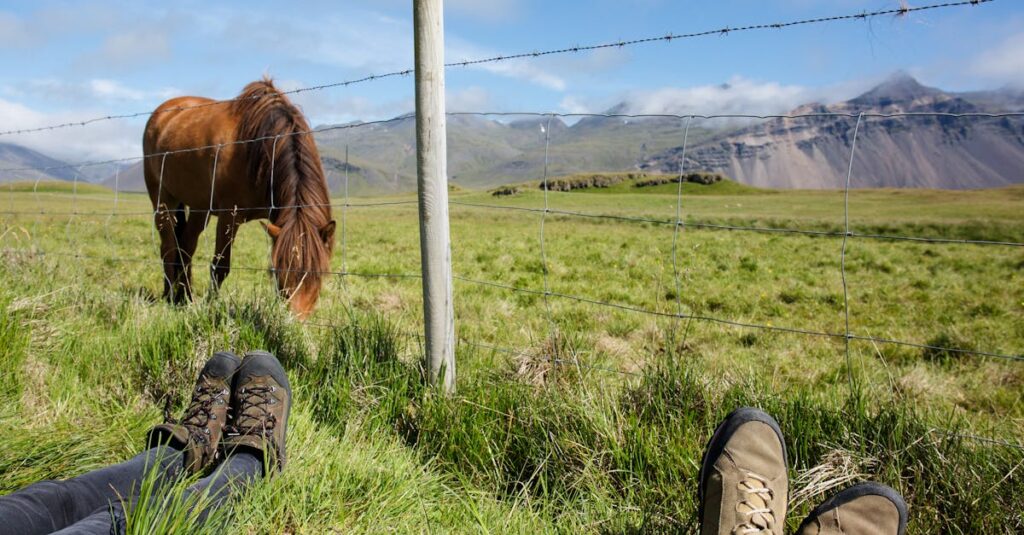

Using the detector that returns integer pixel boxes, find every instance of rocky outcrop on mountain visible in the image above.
[640,74,1024,189]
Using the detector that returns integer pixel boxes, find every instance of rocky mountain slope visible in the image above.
[640,74,1024,189]
[0,142,78,183]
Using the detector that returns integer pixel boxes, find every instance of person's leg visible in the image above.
[0,445,181,535]
[0,350,242,535]
[48,504,126,535]
[185,452,264,524]
[44,453,262,535]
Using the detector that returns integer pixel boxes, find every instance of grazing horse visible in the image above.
[143,78,335,318]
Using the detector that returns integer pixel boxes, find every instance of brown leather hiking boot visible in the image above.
[221,351,291,471]
[796,482,908,535]
[699,407,788,535]
[148,351,241,474]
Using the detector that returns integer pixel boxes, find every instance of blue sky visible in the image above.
[1,0,1022,162]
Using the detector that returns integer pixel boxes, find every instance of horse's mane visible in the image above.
[231,77,333,293]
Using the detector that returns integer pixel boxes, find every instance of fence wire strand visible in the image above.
[671,116,694,343]
[0,0,992,138]
[842,113,864,393]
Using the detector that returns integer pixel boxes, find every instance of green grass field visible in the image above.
[1,179,1022,533]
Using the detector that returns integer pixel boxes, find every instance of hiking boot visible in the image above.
[796,482,908,535]
[221,351,291,471]
[699,407,788,535]
[148,351,241,474]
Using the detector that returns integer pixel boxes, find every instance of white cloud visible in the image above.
[279,79,413,125]
[559,75,878,118]
[622,76,813,116]
[368,0,522,22]
[4,78,180,104]
[558,95,596,114]
[447,86,493,111]
[76,28,173,72]
[972,32,1024,86]
[447,37,567,91]
[211,9,413,74]
[446,0,521,23]
[0,11,35,47]
[0,97,143,165]
[88,79,180,102]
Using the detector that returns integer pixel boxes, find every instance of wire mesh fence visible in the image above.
[0,0,1020,453]
[2,109,1022,451]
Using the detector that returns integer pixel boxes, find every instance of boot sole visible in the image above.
[697,407,788,528]
[795,481,908,535]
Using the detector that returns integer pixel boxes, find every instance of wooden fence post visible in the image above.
[413,0,455,393]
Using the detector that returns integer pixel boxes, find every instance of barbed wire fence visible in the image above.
[0,0,1021,452]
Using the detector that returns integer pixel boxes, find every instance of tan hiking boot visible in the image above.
[699,407,788,535]
[221,351,292,471]
[148,351,242,474]
[796,482,908,535]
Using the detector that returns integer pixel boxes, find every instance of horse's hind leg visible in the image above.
[176,209,209,302]
[210,213,240,293]
[153,201,183,303]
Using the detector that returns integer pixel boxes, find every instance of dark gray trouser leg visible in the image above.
[48,504,126,535]
[48,452,263,535]
[187,451,263,525]
[0,446,182,535]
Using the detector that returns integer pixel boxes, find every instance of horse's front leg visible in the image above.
[210,213,240,293]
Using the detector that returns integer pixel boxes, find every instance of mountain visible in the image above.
[955,86,1024,112]
[34,72,1024,193]
[639,73,1024,189]
[0,142,78,183]
[309,112,710,193]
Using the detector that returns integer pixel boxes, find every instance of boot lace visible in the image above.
[180,379,228,446]
[732,470,776,535]
[225,385,278,438]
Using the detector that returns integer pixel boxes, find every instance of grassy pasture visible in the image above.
[0,180,1022,532]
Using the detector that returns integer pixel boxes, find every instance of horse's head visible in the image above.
[263,218,336,319]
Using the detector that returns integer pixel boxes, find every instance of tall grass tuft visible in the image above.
[120,455,230,535]
[0,296,29,404]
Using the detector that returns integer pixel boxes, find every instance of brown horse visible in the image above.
[143,78,335,318]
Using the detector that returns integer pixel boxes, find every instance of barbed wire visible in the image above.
[0,0,994,138]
